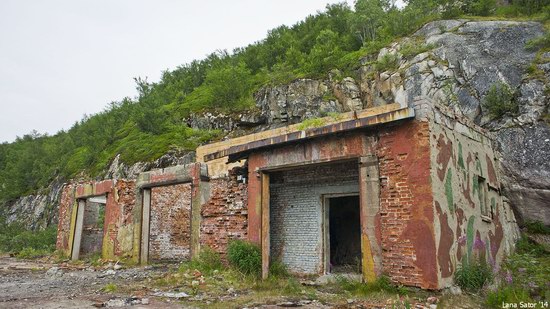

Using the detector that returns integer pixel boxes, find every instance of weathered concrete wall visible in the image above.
[56,184,76,255]
[200,167,248,258]
[269,162,359,274]
[429,108,519,288]
[55,180,137,260]
[377,120,437,289]
[149,183,192,262]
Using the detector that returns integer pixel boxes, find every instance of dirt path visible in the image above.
[0,255,180,308]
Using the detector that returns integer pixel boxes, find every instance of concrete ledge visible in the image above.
[136,163,208,189]
[218,106,415,163]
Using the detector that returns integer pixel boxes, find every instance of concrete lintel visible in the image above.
[136,163,209,189]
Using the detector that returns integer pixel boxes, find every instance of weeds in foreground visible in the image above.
[103,283,118,293]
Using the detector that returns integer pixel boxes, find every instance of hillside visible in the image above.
[1,0,549,230]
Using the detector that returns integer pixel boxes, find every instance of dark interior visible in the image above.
[329,195,361,273]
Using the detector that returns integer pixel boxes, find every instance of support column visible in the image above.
[359,155,382,282]
[190,163,205,259]
[140,189,151,265]
[71,199,86,261]
[261,173,270,280]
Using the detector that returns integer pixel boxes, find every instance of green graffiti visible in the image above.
[466,216,475,262]
[475,158,483,176]
[458,142,465,169]
[472,175,479,196]
[445,168,454,214]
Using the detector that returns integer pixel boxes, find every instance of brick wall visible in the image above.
[269,161,359,274]
[200,168,248,258]
[56,184,75,253]
[149,183,192,262]
[377,120,437,289]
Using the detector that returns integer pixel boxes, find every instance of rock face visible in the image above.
[4,19,549,229]
[3,178,65,229]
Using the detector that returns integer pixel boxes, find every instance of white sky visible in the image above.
[0,0,404,143]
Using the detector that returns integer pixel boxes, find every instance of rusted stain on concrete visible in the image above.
[435,201,454,278]
[436,133,453,181]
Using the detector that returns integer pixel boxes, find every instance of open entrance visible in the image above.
[72,195,106,260]
[327,195,361,273]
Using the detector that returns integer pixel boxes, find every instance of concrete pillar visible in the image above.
[261,173,270,280]
[359,155,382,282]
[71,199,86,261]
[140,189,151,265]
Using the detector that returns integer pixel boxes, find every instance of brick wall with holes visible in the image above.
[377,120,437,289]
[149,183,192,262]
[200,167,248,258]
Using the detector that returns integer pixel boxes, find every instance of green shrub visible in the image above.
[526,32,550,51]
[524,220,550,235]
[485,286,532,308]
[297,118,327,130]
[269,260,289,278]
[227,240,262,277]
[0,220,57,255]
[102,283,118,293]
[515,235,548,256]
[16,247,51,259]
[336,274,400,296]
[454,258,494,292]
[187,246,223,274]
[482,82,518,119]
[374,53,399,73]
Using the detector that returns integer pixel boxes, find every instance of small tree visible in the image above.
[482,82,518,119]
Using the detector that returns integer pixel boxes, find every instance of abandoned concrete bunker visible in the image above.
[56,103,519,290]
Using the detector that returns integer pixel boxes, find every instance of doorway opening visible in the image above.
[79,195,106,258]
[328,195,361,273]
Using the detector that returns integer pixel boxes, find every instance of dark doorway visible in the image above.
[328,195,361,273]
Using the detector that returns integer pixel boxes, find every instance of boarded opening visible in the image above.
[148,183,192,262]
[79,197,106,257]
[328,195,361,273]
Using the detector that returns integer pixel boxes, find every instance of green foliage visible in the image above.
[399,41,435,59]
[296,118,327,130]
[485,286,532,308]
[0,218,56,255]
[485,236,550,306]
[103,283,118,293]
[335,275,402,296]
[524,220,550,235]
[454,258,494,292]
[526,32,550,51]
[482,81,518,119]
[374,53,399,72]
[1,0,547,206]
[269,260,289,278]
[15,247,51,259]
[227,240,262,277]
[185,246,223,275]
[516,235,548,256]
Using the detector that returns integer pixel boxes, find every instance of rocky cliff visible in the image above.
[5,19,549,229]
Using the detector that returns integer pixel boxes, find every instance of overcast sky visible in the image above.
[0,0,403,143]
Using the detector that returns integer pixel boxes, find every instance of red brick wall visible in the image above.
[56,184,75,253]
[377,120,437,289]
[149,183,192,261]
[200,168,248,258]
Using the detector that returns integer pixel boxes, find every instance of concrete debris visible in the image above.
[153,291,189,299]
